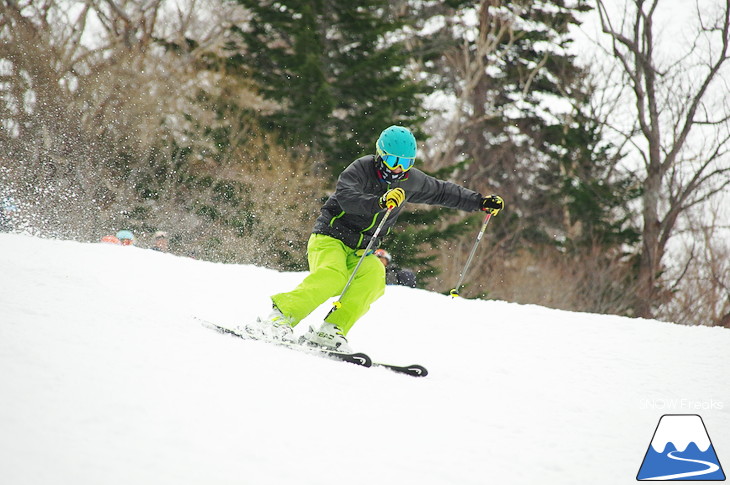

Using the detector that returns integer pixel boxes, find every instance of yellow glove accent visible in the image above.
[481,194,504,216]
[380,188,406,209]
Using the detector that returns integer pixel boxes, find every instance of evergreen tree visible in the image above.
[232,0,425,171]
[400,0,638,251]
[541,104,641,251]
[377,0,644,307]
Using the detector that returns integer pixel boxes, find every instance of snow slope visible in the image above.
[1,233,728,485]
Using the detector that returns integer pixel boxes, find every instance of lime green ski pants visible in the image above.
[271,234,385,335]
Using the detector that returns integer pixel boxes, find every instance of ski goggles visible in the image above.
[377,147,415,172]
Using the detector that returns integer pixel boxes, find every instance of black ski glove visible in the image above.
[481,195,504,216]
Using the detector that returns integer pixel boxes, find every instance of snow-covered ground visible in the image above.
[1,233,728,484]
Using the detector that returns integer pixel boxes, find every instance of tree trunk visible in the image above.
[636,168,662,318]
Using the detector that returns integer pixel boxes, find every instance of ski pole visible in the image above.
[449,212,492,298]
[331,206,394,312]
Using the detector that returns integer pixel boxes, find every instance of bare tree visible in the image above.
[595,0,730,318]
[657,204,730,326]
[0,0,325,268]
[0,0,255,160]
[0,0,254,215]
[422,0,517,173]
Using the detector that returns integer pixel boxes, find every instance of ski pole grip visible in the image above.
[449,288,459,298]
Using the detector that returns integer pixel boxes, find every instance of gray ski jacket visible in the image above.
[313,155,483,250]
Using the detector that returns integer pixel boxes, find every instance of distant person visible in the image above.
[100,235,121,245]
[116,230,135,246]
[374,248,392,267]
[151,231,169,252]
[0,197,18,232]
[374,248,417,288]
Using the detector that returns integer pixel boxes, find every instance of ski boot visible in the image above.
[301,322,353,354]
[245,305,295,343]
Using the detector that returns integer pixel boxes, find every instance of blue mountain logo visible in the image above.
[637,414,725,481]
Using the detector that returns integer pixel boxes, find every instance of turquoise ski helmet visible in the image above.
[116,230,135,245]
[376,126,417,181]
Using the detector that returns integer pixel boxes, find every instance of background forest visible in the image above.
[1,0,729,327]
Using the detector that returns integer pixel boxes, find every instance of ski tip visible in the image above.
[351,352,372,367]
[328,351,372,367]
[373,363,428,377]
[407,365,428,377]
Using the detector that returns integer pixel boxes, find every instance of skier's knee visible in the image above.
[320,266,348,293]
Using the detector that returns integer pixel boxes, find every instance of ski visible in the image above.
[200,319,372,368]
[200,319,428,377]
[373,362,428,378]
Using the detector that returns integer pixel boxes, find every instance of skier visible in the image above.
[246,125,504,352]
